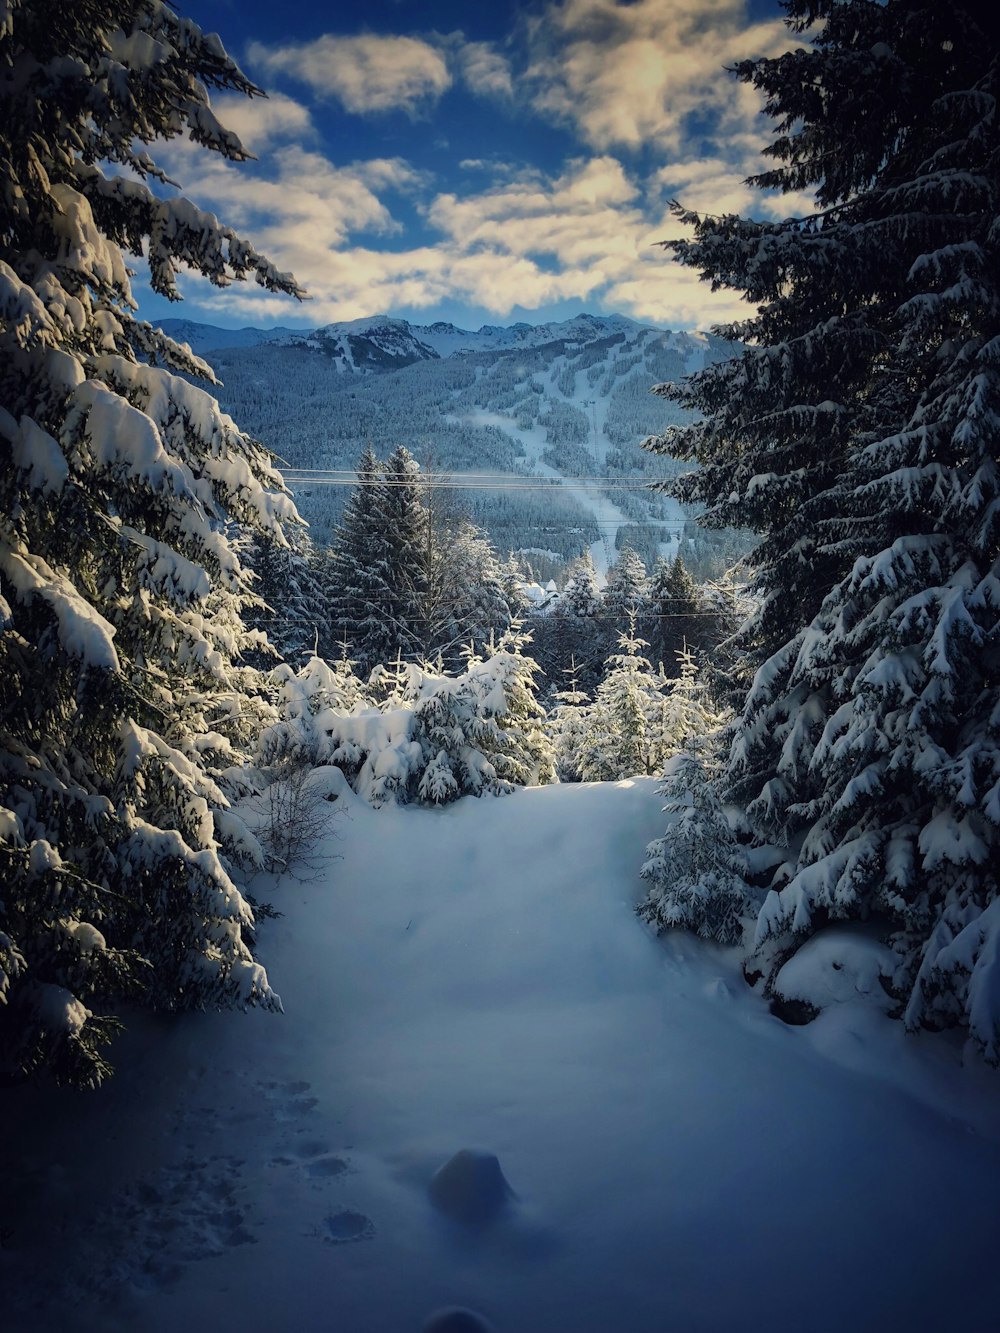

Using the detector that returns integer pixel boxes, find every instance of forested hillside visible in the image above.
[166,313,747,580]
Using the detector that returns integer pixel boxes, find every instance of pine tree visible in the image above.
[328,446,398,675]
[560,549,603,618]
[646,0,1000,1059]
[543,548,606,694]
[579,615,668,781]
[313,627,553,806]
[468,624,556,789]
[374,444,432,663]
[548,656,592,783]
[645,553,699,671]
[639,751,751,946]
[0,0,304,1084]
[427,519,519,669]
[602,544,648,629]
[655,646,730,764]
[244,531,328,669]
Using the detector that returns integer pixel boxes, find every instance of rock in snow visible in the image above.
[428,1149,513,1225]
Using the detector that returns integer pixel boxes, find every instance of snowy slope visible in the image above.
[4,779,999,1333]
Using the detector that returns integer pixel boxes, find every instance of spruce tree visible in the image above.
[328,446,398,674]
[427,519,519,669]
[645,553,699,670]
[549,657,592,783]
[646,0,1000,1058]
[0,0,303,1084]
[602,544,649,629]
[579,615,668,781]
[377,445,432,661]
[639,752,751,947]
[560,550,603,619]
[244,532,328,668]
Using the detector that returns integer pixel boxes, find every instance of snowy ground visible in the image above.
[4,778,1000,1332]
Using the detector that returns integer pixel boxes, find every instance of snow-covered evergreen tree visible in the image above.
[644,645,729,767]
[243,532,328,669]
[258,654,367,768]
[560,550,603,618]
[428,519,519,669]
[579,616,668,781]
[644,553,699,670]
[539,548,607,695]
[331,448,524,676]
[645,0,1000,1059]
[602,544,648,628]
[0,1,304,1084]
[328,446,398,675]
[548,657,592,783]
[377,444,432,657]
[466,624,556,790]
[291,628,553,806]
[639,752,751,946]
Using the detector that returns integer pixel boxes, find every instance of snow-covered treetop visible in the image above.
[1,0,303,320]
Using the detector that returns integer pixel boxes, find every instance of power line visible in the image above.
[283,478,678,492]
[282,468,667,483]
[275,610,728,621]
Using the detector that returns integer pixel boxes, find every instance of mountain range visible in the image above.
[160,312,707,373]
[160,312,747,583]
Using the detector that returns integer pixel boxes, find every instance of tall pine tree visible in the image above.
[377,445,432,660]
[646,0,1000,1059]
[328,445,399,674]
[0,0,303,1084]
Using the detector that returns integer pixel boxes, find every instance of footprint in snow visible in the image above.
[323,1210,375,1244]
[268,1141,350,1183]
[306,1155,350,1179]
[257,1078,320,1121]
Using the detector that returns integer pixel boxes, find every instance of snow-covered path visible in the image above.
[5,779,1000,1333]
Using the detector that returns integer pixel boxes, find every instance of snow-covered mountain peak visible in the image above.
[160,310,715,373]
[305,317,439,371]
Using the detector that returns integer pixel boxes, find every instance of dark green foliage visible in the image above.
[0,0,300,1085]
[644,0,1000,1058]
[328,448,522,675]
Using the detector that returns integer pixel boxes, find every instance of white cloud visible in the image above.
[165,144,753,329]
[157,135,424,255]
[523,0,791,152]
[149,3,817,333]
[456,40,513,99]
[209,92,315,152]
[247,33,451,115]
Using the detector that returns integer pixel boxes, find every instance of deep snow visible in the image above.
[4,778,999,1332]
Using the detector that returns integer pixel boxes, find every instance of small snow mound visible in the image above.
[303,764,350,802]
[773,927,896,1012]
[428,1149,513,1225]
[422,1308,495,1333]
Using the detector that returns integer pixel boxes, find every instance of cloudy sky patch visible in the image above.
[141,0,808,332]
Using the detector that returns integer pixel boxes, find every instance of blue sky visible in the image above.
[144,0,810,333]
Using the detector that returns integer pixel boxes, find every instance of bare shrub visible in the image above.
[257,757,336,874]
